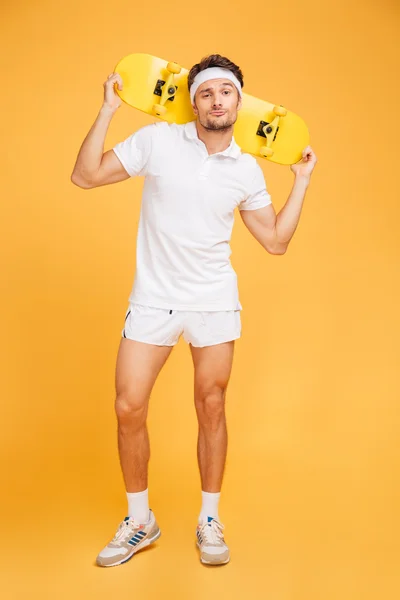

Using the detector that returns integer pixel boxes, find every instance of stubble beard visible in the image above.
[200,112,238,132]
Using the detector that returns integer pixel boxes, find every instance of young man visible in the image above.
[71,54,317,567]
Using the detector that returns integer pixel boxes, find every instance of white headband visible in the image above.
[189,67,242,104]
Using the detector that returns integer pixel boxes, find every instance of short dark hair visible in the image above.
[187,54,244,98]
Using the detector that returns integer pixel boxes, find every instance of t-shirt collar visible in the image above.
[184,120,241,159]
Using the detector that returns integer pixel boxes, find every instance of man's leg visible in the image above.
[115,337,173,502]
[189,340,235,495]
[190,340,234,565]
[96,337,173,567]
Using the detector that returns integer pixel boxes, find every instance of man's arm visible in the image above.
[71,72,129,189]
[240,147,318,254]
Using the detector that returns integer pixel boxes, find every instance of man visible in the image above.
[71,53,317,567]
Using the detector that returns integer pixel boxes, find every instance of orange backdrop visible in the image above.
[1,0,399,598]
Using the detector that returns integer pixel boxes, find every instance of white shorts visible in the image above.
[121,303,242,347]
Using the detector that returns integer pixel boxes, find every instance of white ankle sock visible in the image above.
[126,488,150,524]
[198,490,221,524]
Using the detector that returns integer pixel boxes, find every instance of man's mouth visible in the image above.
[210,111,226,116]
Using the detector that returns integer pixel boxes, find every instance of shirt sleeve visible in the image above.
[112,123,156,177]
[239,161,272,211]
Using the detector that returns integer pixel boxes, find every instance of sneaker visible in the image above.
[96,509,161,567]
[196,516,230,565]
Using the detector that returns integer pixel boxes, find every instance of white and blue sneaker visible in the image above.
[196,516,230,565]
[96,509,161,567]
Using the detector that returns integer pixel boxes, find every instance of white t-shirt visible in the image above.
[113,120,272,311]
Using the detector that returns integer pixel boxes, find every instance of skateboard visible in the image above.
[114,53,310,166]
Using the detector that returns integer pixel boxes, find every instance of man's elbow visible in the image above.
[268,241,288,255]
[70,172,94,189]
[269,248,287,255]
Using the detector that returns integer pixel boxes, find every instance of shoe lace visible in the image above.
[200,518,225,545]
[111,517,141,545]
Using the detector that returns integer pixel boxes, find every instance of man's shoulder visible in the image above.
[144,120,185,140]
[237,150,255,162]
[137,120,170,133]
[234,149,260,172]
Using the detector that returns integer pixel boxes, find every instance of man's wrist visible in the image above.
[100,104,117,117]
[294,173,311,187]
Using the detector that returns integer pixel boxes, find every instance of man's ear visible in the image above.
[192,101,198,115]
[237,97,242,111]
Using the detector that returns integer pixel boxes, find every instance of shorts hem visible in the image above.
[187,334,241,348]
[121,333,177,347]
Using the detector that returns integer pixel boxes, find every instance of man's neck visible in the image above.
[195,120,233,156]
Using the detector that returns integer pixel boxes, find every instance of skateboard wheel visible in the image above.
[153,104,168,116]
[273,106,287,117]
[260,146,274,158]
[167,62,181,74]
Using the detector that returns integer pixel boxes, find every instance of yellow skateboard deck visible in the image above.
[114,53,309,166]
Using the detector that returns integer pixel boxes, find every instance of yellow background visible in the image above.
[1,0,399,598]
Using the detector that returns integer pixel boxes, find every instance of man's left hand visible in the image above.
[290,146,318,178]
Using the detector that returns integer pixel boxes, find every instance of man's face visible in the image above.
[192,78,242,131]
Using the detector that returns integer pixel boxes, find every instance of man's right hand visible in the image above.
[103,72,123,113]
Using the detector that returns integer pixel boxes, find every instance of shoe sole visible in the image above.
[196,541,230,565]
[97,528,161,567]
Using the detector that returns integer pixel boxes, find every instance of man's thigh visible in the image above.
[115,338,174,401]
[190,341,235,396]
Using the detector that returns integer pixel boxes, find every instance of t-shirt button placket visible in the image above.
[199,157,210,179]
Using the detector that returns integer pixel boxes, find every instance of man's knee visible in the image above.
[115,393,148,426]
[195,385,227,424]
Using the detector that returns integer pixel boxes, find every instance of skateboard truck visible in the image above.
[257,105,287,158]
[152,61,182,117]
